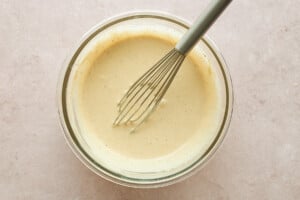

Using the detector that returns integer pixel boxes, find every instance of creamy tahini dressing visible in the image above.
[69,26,223,173]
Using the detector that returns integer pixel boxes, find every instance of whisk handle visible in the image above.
[175,0,232,54]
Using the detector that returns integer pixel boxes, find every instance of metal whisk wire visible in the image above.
[113,0,232,131]
[113,49,185,129]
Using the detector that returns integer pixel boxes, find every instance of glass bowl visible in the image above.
[57,11,233,188]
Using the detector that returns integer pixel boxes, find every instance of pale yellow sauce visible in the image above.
[70,27,223,173]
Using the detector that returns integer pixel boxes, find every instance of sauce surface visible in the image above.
[72,29,222,171]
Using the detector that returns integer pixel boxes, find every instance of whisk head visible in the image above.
[113,48,185,130]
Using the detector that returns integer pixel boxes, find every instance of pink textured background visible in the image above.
[0,0,299,199]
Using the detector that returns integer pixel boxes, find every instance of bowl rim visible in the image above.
[57,11,234,188]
